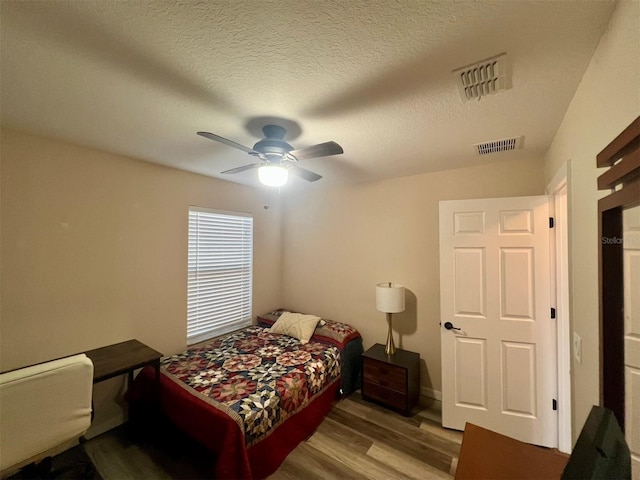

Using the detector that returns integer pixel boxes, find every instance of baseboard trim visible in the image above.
[421,386,442,401]
[84,413,126,440]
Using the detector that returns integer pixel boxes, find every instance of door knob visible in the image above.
[443,321,461,331]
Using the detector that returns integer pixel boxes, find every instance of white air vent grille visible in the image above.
[453,53,509,102]
[474,136,523,156]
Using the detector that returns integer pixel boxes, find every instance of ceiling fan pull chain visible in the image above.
[263,188,270,210]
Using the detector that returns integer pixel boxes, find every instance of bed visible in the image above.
[129,310,362,479]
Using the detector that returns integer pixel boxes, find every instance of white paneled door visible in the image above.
[439,196,557,447]
[623,205,640,479]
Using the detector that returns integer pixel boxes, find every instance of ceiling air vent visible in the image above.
[453,53,509,102]
[474,136,524,156]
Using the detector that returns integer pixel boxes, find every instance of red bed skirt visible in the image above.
[130,366,341,479]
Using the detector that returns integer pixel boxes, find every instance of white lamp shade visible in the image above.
[376,283,405,313]
[258,165,288,187]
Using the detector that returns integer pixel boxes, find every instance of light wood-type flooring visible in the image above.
[83,392,462,479]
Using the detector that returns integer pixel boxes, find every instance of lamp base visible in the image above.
[385,312,396,355]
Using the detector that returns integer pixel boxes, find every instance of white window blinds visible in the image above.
[187,207,253,345]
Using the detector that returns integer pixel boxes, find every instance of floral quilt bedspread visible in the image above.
[161,326,341,446]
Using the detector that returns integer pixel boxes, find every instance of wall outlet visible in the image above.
[573,332,582,364]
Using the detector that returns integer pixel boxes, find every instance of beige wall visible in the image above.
[0,128,283,434]
[281,156,545,396]
[543,0,640,441]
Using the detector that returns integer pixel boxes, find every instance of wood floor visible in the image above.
[83,392,462,479]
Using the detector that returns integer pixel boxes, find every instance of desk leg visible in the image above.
[153,360,162,406]
[154,359,161,385]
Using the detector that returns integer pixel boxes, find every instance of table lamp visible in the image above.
[376,282,405,355]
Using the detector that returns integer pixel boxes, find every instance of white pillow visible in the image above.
[270,312,321,344]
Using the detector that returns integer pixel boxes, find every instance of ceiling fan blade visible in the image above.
[197,131,257,155]
[288,141,343,160]
[221,163,260,174]
[289,165,323,182]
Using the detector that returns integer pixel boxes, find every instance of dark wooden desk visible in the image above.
[82,339,162,429]
[84,339,162,385]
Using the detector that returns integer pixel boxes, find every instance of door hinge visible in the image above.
[551,308,556,319]
[553,399,558,411]
[549,217,555,228]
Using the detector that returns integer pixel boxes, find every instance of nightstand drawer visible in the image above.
[362,380,407,411]
[363,358,407,392]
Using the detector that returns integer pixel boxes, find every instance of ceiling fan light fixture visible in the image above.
[198,124,342,184]
[258,165,288,187]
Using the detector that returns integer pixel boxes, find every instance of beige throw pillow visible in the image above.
[270,312,321,344]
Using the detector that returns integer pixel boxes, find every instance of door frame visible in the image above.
[546,161,572,453]
[597,116,640,431]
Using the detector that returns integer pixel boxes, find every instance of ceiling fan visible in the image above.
[197,124,343,186]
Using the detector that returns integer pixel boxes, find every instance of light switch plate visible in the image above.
[573,332,582,364]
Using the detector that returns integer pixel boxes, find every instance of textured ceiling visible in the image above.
[0,0,616,189]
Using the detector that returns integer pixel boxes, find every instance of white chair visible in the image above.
[0,354,94,478]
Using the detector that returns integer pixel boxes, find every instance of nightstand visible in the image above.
[361,343,420,416]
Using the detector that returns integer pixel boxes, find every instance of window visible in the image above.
[187,207,253,345]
